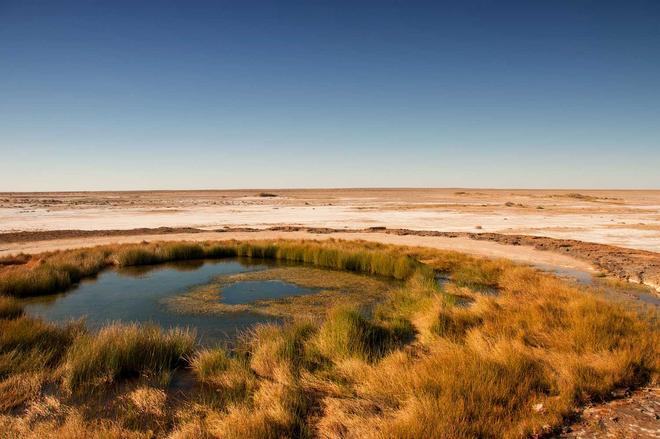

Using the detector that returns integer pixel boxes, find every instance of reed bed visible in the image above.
[0,240,424,298]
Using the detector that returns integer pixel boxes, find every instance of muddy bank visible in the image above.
[2,225,659,292]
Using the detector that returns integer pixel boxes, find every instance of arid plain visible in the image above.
[3,189,660,251]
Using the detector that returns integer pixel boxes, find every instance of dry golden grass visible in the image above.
[63,323,195,392]
[0,239,656,438]
[0,296,23,319]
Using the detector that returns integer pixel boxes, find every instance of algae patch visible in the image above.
[165,266,395,319]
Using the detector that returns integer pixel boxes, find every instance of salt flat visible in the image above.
[2,189,659,252]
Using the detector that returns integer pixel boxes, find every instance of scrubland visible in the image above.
[0,240,657,438]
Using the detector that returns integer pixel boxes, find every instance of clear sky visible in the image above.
[1,0,659,191]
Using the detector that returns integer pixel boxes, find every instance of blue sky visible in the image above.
[1,0,659,190]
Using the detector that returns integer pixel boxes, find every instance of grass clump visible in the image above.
[374,343,554,438]
[451,258,503,289]
[0,372,44,412]
[114,242,205,266]
[0,265,73,297]
[430,304,483,341]
[317,307,415,362]
[0,296,23,319]
[191,348,232,380]
[191,348,257,406]
[0,317,82,377]
[249,321,323,379]
[0,249,109,297]
[64,323,195,391]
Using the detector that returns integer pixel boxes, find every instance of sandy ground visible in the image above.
[2,189,660,252]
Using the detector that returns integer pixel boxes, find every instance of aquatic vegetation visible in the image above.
[0,240,423,298]
[166,266,394,319]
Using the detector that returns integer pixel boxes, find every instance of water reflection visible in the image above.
[22,259,280,345]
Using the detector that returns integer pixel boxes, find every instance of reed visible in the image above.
[0,240,424,297]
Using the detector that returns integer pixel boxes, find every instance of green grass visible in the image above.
[64,323,196,391]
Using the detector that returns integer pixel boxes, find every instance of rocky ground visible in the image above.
[557,387,659,438]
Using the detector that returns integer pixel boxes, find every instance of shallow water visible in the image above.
[534,263,595,285]
[220,280,320,304]
[22,258,288,345]
[534,264,660,307]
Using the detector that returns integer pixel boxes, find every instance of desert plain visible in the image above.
[2,188,660,250]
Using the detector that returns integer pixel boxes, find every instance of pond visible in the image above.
[21,258,327,345]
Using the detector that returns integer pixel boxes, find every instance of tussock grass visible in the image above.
[191,348,258,405]
[317,307,415,362]
[191,348,232,380]
[212,381,313,439]
[430,304,483,341]
[377,270,441,318]
[0,317,82,377]
[370,343,555,438]
[0,240,657,437]
[249,321,324,379]
[0,372,43,412]
[0,296,23,319]
[0,249,109,297]
[64,323,195,391]
[114,243,205,266]
[0,253,31,267]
